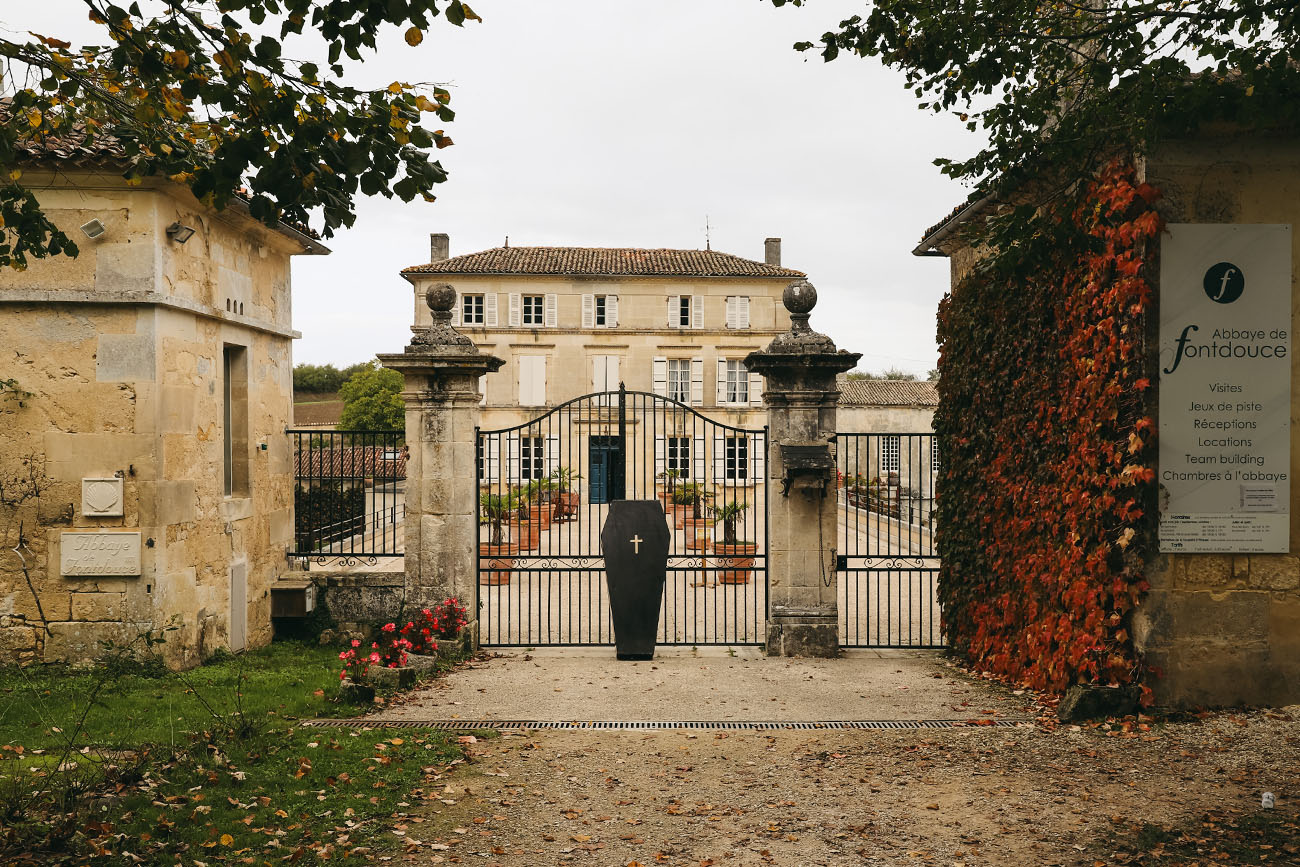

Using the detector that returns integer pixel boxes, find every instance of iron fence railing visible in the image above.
[289,429,406,565]
[834,432,944,648]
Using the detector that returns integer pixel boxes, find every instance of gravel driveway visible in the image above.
[390,710,1299,866]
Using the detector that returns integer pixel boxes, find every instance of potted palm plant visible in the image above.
[674,483,713,550]
[711,499,756,584]
[480,490,519,585]
[658,468,684,511]
[550,466,582,522]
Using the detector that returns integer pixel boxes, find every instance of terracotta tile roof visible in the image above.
[402,246,805,278]
[295,446,408,480]
[837,379,938,408]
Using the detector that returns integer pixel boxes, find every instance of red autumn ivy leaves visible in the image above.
[934,161,1161,697]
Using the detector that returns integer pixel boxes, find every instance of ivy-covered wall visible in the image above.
[933,162,1162,696]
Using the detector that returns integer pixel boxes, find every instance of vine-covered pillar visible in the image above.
[379,284,502,647]
[746,281,860,656]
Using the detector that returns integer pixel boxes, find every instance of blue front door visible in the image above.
[588,436,622,504]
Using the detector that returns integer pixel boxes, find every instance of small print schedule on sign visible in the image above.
[1158,224,1292,553]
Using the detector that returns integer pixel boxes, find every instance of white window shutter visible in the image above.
[487,437,500,482]
[591,356,603,392]
[607,355,619,390]
[479,374,488,407]
[716,359,728,405]
[751,434,765,482]
[738,296,750,328]
[652,357,667,397]
[452,292,462,326]
[607,295,619,327]
[485,293,498,327]
[508,293,522,327]
[691,294,703,328]
[725,297,737,329]
[506,433,520,484]
[654,436,665,479]
[690,357,704,406]
[544,293,558,327]
[693,435,706,481]
[713,433,727,480]
[519,356,546,406]
[545,435,559,476]
[581,294,595,329]
[667,296,679,327]
[749,369,763,406]
[535,356,546,404]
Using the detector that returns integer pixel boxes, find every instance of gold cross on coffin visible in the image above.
[629,535,643,554]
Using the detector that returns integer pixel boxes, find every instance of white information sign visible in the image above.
[1159,224,1292,553]
[60,531,142,576]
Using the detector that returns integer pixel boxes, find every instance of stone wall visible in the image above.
[1134,137,1300,706]
[0,170,311,666]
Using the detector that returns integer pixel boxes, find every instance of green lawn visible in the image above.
[0,641,465,864]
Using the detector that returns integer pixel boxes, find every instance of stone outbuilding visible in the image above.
[0,134,327,665]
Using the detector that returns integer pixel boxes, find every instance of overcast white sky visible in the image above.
[13,0,982,378]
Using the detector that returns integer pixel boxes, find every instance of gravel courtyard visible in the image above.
[365,653,1300,866]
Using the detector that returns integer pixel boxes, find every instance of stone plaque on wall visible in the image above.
[60,532,141,576]
[81,477,124,517]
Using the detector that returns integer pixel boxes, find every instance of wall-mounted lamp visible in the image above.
[165,221,196,244]
[80,219,106,239]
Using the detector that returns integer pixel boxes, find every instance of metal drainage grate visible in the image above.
[301,718,1031,731]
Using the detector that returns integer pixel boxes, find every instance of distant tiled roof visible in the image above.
[402,246,805,278]
[295,446,408,480]
[837,379,938,408]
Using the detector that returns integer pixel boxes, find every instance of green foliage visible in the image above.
[774,1,1300,197]
[0,641,464,862]
[2,1,482,268]
[294,482,365,550]
[338,363,404,431]
[933,162,1158,695]
[711,499,750,544]
[550,465,582,492]
[847,367,917,381]
[292,361,370,394]
[479,489,518,544]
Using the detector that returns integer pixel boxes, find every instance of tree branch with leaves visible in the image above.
[1,0,481,268]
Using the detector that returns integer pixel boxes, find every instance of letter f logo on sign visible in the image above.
[1203,262,1244,304]
[1215,268,1236,300]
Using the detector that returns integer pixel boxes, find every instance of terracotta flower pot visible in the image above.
[681,517,711,551]
[508,520,540,551]
[712,541,757,584]
[526,503,553,530]
[479,541,519,584]
[675,507,706,529]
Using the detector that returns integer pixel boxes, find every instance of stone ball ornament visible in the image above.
[783,280,817,316]
[425,282,457,313]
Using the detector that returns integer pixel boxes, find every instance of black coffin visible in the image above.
[600,500,671,660]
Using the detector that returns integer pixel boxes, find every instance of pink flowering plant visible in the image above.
[402,597,469,656]
[337,639,369,682]
[374,622,413,668]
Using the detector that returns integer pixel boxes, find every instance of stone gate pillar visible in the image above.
[378,284,502,646]
[745,281,860,656]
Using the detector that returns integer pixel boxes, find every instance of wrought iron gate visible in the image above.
[835,433,943,647]
[477,387,768,646]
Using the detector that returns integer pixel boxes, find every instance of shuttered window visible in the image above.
[519,355,546,406]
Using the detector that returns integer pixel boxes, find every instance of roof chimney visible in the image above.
[429,232,449,262]
[764,237,781,266]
